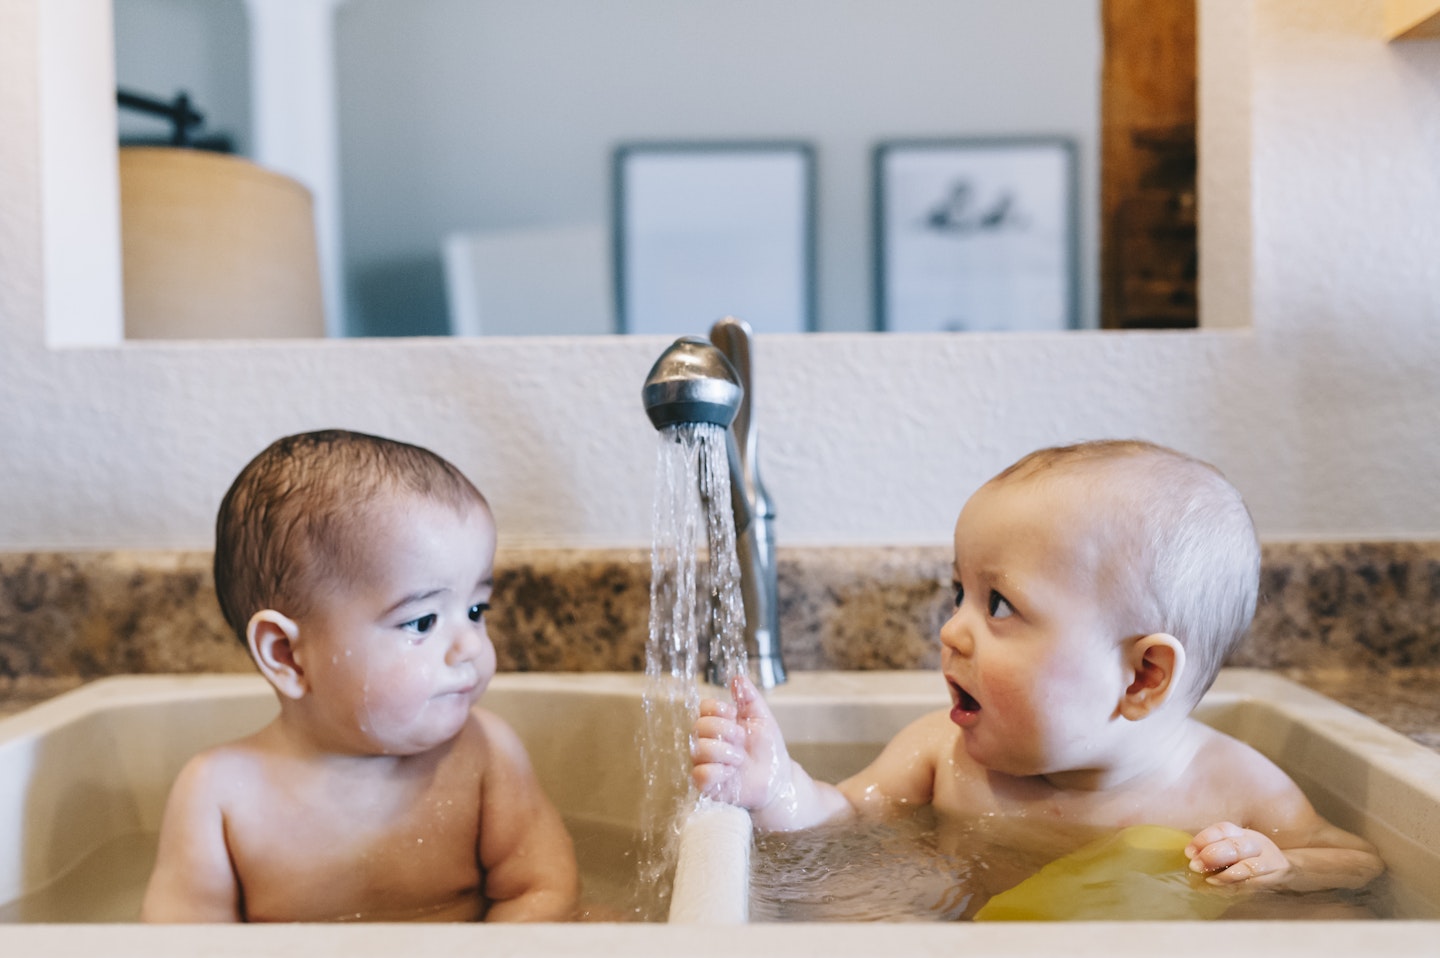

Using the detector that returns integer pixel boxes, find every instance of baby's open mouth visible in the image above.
[950,680,981,713]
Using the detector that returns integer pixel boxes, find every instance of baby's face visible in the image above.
[940,477,1138,780]
[293,494,498,756]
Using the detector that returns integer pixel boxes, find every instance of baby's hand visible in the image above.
[692,674,793,811]
[1185,821,1292,886]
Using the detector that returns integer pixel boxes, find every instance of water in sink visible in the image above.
[743,728,1420,923]
[0,816,648,923]
[746,803,1396,922]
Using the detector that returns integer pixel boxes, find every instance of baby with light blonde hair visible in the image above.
[694,440,1382,907]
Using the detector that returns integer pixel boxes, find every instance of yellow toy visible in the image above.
[973,825,1232,921]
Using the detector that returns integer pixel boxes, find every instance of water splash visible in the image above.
[635,422,748,918]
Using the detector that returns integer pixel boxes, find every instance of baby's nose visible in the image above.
[446,621,486,665]
[939,608,974,655]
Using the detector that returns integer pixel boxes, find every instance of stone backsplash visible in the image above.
[1,541,1437,680]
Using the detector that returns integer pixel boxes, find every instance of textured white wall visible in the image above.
[1,0,1437,552]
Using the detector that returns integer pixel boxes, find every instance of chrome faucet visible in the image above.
[642,317,786,688]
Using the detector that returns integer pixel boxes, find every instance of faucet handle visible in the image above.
[708,316,784,688]
[709,317,752,448]
[709,317,772,519]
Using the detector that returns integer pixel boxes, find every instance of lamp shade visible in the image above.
[119,147,325,339]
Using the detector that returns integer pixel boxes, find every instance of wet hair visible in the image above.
[213,429,489,642]
[990,439,1260,701]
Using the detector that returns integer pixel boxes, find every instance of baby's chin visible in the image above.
[363,709,472,755]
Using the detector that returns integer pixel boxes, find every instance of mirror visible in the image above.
[114,0,1103,338]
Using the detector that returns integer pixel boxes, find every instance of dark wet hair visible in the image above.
[213,429,488,641]
[990,439,1260,700]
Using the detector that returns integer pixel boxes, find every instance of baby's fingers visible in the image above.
[1200,857,1275,886]
[692,760,741,804]
[1188,832,1259,873]
[693,714,747,747]
[698,697,737,721]
[1184,820,1245,859]
[1186,823,1286,886]
[731,674,778,727]
[691,736,746,768]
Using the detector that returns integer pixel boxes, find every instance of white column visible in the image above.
[243,0,347,337]
[39,0,125,347]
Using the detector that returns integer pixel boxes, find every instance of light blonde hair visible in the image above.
[990,439,1260,701]
[213,429,489,641]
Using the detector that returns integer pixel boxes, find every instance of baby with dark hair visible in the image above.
[144,430,577,922]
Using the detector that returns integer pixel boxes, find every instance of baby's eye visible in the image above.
[469,602,490,623]
[952,583,964,608]
[988,591,1014,620]
[403,613,438,634]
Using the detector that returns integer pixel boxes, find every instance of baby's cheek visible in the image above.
[980,671,1029,720]
[475,636,498,687]
[990,667,1071,744]
[366,655,438,721]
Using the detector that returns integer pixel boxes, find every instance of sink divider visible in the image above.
[668,801,752,923]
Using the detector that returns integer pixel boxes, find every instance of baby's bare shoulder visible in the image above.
[155,731,293,834]
[897,707,960,741]
[175,730,278,789]
[1190,721,1292,781]
[1186,721,1315,820]
[452,708,539,778]
[462,707,522,753]
[871,708,961,766]
[841,709,965,809]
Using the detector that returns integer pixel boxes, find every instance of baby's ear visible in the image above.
[248,610,307,700]
[1119,633,1186,721]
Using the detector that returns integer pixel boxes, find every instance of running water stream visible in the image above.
[635,422,749,919]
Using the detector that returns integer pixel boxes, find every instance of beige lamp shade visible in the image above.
[119,147,326,339]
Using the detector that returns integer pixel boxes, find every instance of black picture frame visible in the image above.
[874,137,1078,332]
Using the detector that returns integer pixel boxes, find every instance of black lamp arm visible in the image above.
[116,88,205,147]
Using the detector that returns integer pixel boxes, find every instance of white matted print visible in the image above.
[615,143,815,335]
[875,138,1077,332]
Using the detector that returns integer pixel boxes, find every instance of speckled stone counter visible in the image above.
[1,543,1436,748]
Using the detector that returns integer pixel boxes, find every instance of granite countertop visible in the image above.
[0,543,1436,751]
[0,675,87,718]
[1276,666,1440,750]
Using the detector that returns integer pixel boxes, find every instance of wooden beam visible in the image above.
[1387,0,1440,40]
[1100,0,1197,329]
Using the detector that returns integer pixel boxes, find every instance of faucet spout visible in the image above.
[641,336,743,430]
[640,319,786,688]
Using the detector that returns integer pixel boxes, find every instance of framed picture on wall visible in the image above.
[614,142,816,335]
[874,137,1078,332]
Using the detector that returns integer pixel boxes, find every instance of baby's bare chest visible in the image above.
[225,762,487,921]
[930,739,1261,844]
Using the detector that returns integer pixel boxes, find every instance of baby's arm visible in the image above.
[692,674,853,831]
[474,711,579,922]
[693,675,945,831]
[1183,741,1384,892]
[1186,818,1383,892]
[140,753,243,922]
